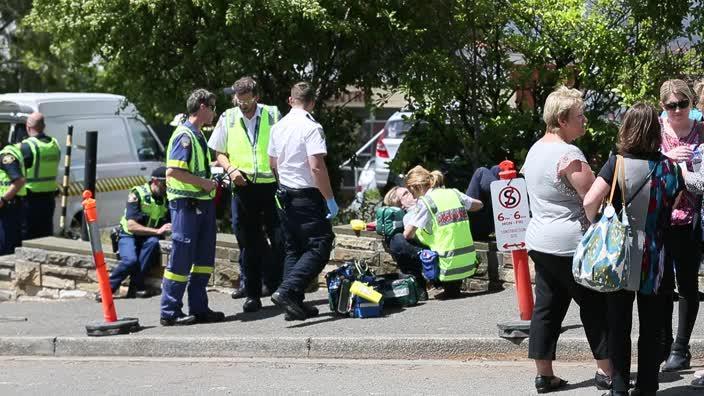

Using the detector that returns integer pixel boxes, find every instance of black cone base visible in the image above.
[86,317,140,337]
[497,320,530,339]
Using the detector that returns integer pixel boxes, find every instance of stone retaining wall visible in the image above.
[0,226,524,301]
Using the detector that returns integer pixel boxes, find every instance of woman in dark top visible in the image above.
[583,103,684,396]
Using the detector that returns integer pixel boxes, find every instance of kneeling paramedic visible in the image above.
[402,165,482,298]
[0,143,26,255]
[160,89,224,326]
[104,166,170,300]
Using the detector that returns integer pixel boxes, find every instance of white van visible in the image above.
[0,93,165,237]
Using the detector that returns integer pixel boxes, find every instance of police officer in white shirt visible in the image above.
[268,81,337,321]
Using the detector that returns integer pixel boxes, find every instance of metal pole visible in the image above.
[59,125,73,233]
[81,131,98,241]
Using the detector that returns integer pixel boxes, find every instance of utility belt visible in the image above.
[278,185,322,199]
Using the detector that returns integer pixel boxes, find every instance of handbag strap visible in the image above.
[608,155,623,204]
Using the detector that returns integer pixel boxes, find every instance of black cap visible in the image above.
[151,166,167,180]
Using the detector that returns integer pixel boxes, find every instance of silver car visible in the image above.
[373,111,414,187]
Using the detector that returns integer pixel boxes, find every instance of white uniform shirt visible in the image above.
[207,104,280,152]
[268,108,327,189]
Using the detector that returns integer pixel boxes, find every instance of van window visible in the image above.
[386,119,413,138]
[127,118,164,161]
[71,118,134,165]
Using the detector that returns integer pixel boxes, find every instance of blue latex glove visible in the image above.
[326,198,339,220]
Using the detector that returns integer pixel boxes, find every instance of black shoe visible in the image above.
[284,303,319,321]
[595,371,612,390]
[602,392,627,396]
[629,388,655,396]
[193,309,225,323]
[231,288,246,299]
[242,298,262,313]
[662,349,691,371]
[691,375,704,388]
[135,290,158,298]
[418,289,429,301]
[160,314,196,326]
[271,291,306,320]
[535,375,567,394]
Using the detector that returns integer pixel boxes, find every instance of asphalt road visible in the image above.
[1,357,702,395]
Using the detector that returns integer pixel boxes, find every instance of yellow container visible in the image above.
[349,281,382,304]
[350,219,365,232]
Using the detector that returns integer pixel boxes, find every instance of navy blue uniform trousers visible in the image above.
[0,200,23,255]
[231,182,283,298]
[109,233,161,293]
[276,186,334,303]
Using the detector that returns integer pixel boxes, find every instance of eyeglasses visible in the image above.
[664,99,690,111]
[234,97,256,106]
[206,103,217,112]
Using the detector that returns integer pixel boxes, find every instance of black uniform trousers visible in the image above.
[607,290,668,392]
[22,191,55,240]
[528,250,609,361]
[276,185,334,303]
[385,233,427,290]
[231,182,284,299]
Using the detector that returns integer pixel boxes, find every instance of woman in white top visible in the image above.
[521,86,611,393]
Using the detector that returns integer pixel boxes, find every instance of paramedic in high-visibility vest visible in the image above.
[101,166,171,301]
[160,88,224,327]
[208,76,284,313]
[0,142,26,255]
[19,112,60,239]
[402,165,483,298]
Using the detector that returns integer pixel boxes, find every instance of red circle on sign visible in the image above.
[499,186,520,209]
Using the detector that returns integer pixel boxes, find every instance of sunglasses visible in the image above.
[206,103,217,112]
[234,97,256,106]
[664,99,690,111]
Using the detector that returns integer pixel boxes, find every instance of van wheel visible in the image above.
[65,214,83,240]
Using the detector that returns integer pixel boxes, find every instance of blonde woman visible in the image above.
[658,79,704,372]
[521,86,611,393]
[403,166,482,298]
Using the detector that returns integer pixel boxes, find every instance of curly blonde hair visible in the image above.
[383,186,402,207]
[543,86,584,134]
[404,166,444,197]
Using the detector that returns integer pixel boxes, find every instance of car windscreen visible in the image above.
[386,119,413,138]
[127,118,165,161]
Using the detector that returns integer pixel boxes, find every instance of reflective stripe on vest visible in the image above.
[0,144,26,197]
[166,125,214,201]
[24,136,60,193]
[416,188,476,281]
[224,106,277,183]
[119,183,169,235]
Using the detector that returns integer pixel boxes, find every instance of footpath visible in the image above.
[2,287,704,361]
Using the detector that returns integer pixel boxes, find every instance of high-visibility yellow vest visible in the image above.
[165,125,214,200]
[416,188,477,281]
[0,144,26,197]
[224,106,278,183]
[23,136,60,193]
[119,183,169,235]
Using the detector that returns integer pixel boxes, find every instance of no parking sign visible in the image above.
[490,178,530,252]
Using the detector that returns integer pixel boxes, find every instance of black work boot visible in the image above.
[662,345,691,372]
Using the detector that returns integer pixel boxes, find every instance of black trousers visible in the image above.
[528,250,609,360]
[385,233,427,290]
[276,186,334,303]
[662,224,701,349]
[22,191,55,240]
[607,290,667,392]
[231,183,284,299]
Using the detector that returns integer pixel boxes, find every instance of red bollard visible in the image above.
[498,160,534,321]
[82,190,140,336]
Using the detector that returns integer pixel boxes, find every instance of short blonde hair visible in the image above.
[543,86,584,133]
[383,186,402,207]
[660,79,693,104]
[693,80,704,112]
[405,166,444,197]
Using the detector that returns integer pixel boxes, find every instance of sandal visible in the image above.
[535,375,568,394]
